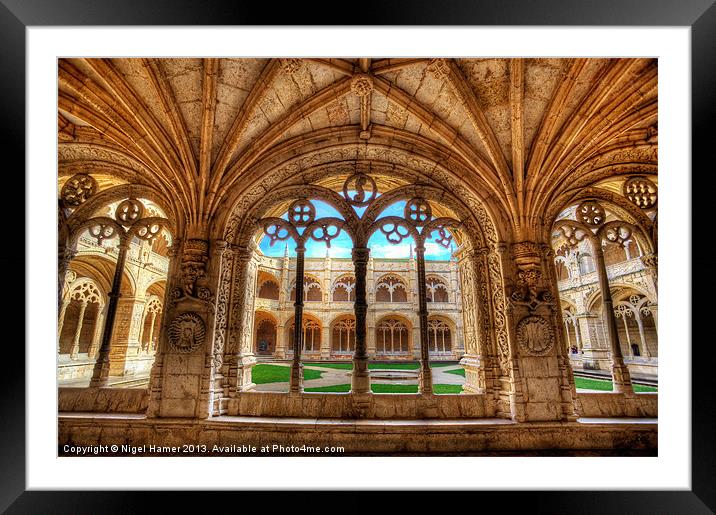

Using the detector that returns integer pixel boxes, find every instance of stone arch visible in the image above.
[425,274,449,303]
[375,273,409,303]
[214,151,513,415]
[215,134,508,249]
[332,274,356,302]
[427,315,455,355]
[139,295,163,353]
[547,193,655,256]
[290,274,323,303]
[330,314,356,355]
[257,271,280,300]
[254,311,278,355]
[58,277,105,357]
[375,314,412,355]
[286,313,322,355]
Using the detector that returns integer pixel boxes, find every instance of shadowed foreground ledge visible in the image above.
[59,413,656,456]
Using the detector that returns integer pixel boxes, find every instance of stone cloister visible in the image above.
[58,57,658,454]
[251,250,464,361]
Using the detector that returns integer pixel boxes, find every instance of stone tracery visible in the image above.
[56,58,659,454]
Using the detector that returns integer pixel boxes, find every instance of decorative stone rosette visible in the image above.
[516,315,555,356]
[168,312,206,353]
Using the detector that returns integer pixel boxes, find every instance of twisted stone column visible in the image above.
[351,247,371,394]
[70,300,88,359]
[593,241,634,394]
[415,245,433,394]
[290,245,305,393]
[90,238,129,387]
[57,298,70,354]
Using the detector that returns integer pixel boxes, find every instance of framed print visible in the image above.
[5,0,712,511]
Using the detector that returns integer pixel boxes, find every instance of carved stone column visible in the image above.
[70,300,88,359]
[351,247,371,394]
[593,241,634,394]
[224,243,259,400]
[90,237,129,387]
[414,245,433,395]
[57,297,71,354]
[289,244,306,393]
[88,305,106,359]
[108,297,145,376]
[503,241,578,422]
[632,310,650,359]
[57,245,75,311]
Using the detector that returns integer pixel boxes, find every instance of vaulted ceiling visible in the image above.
[58,57,657,241]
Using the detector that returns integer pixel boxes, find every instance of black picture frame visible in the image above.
[4,0,709,511]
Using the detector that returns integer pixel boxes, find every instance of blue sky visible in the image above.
[258,199,454,260]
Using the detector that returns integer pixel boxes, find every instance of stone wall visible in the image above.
[58,387,149,413]
[229,392,486,419]
[577,392,657,418]
[58,414,657,455]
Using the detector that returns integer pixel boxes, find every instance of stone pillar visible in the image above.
[225,243,259,398]
[108,298,146,376]
[577,314,609,369]
[90,237,129,387]
[57,297,71,354]
[320,321,331,358]
[88,305,106,359]
[351,247,371,394]
[593,240,634,394]
[290,245,306,393]
[503,242,578,422]
[414,245,433,394]
[70,300,88,359]
[146,237,222,419]
[58,245,75,311]
[275,321,286,358]
[456,248,490,396]
[635,312,651,358]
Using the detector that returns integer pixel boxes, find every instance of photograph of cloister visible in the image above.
[57,57,658,456]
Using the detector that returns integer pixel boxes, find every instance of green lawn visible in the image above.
[574,376,657,393]
[444,368,466,377]
[252,364,323,384]
[303,383,463,394]
[304,361,458,370]
[304,362,421,370]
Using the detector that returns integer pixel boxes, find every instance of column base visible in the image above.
[289,361,304,393]
[418,363,433,395]
[351,357,371,394]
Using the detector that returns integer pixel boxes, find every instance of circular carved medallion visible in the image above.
[405,197,432,225]
[623,176,657,209]
[168,312,206,353]
[516,315,554,356]
[287,199,315,227]
[61,174,98,207]
[576,201,606,227]
[115,198,145,225]
[342,172,377,206]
